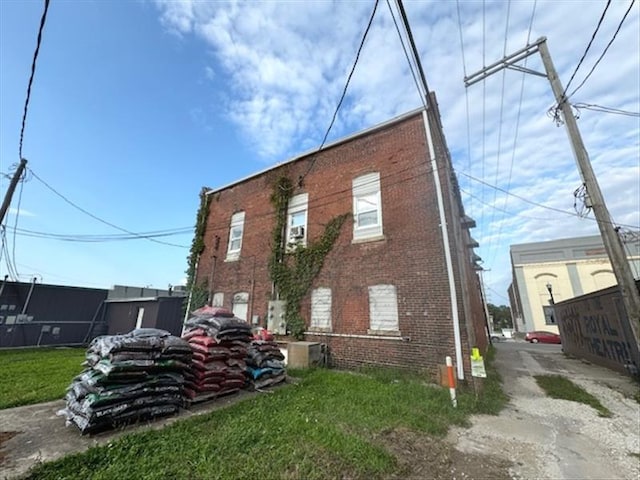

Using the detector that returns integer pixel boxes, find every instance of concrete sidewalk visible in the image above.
[0,389,267,479]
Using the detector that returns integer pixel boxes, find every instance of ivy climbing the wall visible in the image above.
[185,187,212,313]
[268,175,348,339]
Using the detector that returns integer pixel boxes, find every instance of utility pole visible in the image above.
[465,37,640,349]
[0,158,27,225]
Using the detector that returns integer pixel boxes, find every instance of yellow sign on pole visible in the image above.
[470,349,486,378]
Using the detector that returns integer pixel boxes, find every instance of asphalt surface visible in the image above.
[448,340,640,479]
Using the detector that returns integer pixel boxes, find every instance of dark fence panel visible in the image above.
[555,281,640,376]
[0,281,108,348]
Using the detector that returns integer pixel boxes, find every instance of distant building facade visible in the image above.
[509,235,640,333]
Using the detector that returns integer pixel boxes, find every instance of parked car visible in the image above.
[490,332,505,342]
[525,331,561,344]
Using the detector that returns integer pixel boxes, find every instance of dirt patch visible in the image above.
[380,427,512,480]
[1,431,19,466]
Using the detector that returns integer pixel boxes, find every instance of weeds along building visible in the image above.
[191,101,487,380]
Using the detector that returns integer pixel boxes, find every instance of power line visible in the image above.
[568,0,636,99]
[573,102,639,117]
[28,168,189,248]
[18,0,50,160]
[386,0,426,110]
[9,225,194,243]
[458,169,640,230]
[488,0,537,267]
[485,0,512,261]
[455,0,475,220]
[300,0,380,182]
[562,0,611,99]
[10,173,27,279]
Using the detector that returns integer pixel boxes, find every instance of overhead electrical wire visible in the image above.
[9,225,194,243]
[300,0,380,181]
[561,0,612,99]
[458,169,640,230]
[28,168,189,248]
[386,0,427,110]
[484,0,512,263]
[487,0,537,267]
[18,0,50,160]
[455,0,475,221]
[568,0,636,99]
[573,103,639,117]
[10,172,26,279]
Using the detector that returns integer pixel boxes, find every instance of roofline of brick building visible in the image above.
[205,106,427,195]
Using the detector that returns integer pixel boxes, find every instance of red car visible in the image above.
[525,331,561,344]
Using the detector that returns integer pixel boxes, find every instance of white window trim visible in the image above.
[286,193,308,250]
[226,211,245,261]
[368,284,400,335]
[353,172,383,241]
[310,287,332,332]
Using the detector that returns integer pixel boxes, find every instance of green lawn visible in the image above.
[534,374,612,417]
[1,346,507,479]
[0,347,86,409]
[24,358,506,480]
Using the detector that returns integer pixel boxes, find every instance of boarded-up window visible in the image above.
[311,288,331,330]
[232,292,249,321]
[368,284,399,332]
[212,292,224,307]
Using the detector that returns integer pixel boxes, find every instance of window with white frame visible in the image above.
[353,172,383,240]
[368,284,399,334]
[286,193,308,248]
[226,211,245,261]
[310,287,332,330]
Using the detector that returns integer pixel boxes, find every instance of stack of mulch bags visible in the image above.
[60,328,192,434]
[182,306,253,401]
[246,339,286,389]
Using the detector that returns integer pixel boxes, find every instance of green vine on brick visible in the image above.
[185,187,212,313]
[268,175,348,339]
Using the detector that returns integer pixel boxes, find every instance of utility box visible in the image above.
[267,300,287,335]
[288,341,322,369]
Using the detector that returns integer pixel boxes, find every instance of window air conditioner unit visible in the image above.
[289,226,305,240]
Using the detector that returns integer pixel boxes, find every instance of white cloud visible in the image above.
[8,207,35,217]
[153,0,639,302]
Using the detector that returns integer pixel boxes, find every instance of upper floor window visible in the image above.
[353,172,383,241]
[286,193,308,249]
[226,211,245,261]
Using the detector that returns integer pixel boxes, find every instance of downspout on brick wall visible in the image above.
[422,109,464,380]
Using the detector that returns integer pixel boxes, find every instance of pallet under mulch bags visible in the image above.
[182,306,254,402]
[59,328,192,434]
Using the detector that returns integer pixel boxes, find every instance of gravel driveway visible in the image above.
[448,341,640,479]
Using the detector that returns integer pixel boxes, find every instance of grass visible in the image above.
[534,374,612,417]
[0,346,507,479]
[23,355,507,480]
[0,347,86,409]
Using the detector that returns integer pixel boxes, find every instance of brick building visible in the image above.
[194,103,487,381]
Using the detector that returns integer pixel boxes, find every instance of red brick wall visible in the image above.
[196,111,485,380]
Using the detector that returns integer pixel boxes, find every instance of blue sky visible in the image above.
[1,0,638,305]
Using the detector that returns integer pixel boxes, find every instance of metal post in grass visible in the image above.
[446,356,457,408]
